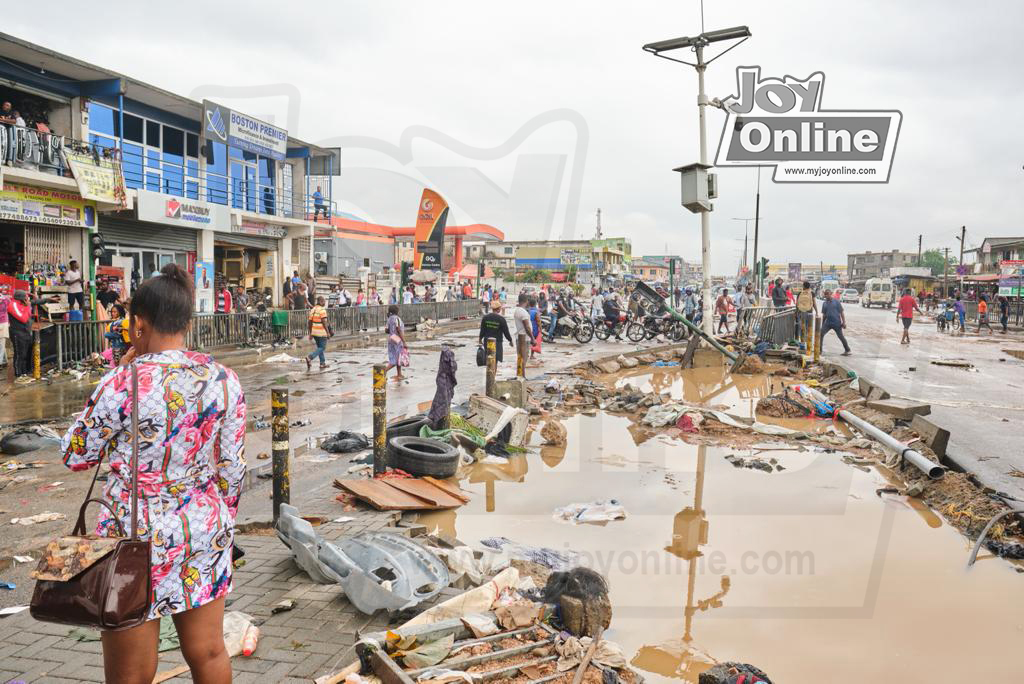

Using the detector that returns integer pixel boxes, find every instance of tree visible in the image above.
[920,249,957,276]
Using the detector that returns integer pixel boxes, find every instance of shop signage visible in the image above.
[63,150,128,206]
[0,182,96,228]
[413,189,449,270]
[203,100,288,161]
[136,190,230,230]
[234,219,288,239]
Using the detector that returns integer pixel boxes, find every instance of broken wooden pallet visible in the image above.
[333,477,470,511]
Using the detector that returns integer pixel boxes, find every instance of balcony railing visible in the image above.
[0,124,336,222]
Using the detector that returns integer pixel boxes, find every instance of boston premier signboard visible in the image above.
[202,100,288,161]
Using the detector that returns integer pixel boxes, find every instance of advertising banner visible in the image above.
[413,189,449,270]
[203,100,288,161]
[136,190,230,230]
[194,261,214,313]
[0,183,96,228]
[64,150,128,206]
[788,262,802,281]
[234,218,288,238]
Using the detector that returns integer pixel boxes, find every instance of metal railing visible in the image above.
[755,306,797,347]
[735,306,772,338]
[47,300,482,370]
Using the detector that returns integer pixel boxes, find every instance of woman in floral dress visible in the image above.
[61,264,246,683]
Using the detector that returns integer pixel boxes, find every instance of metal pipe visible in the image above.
[838,409,944,479]
[373,363,387,475]
[966,508,1024,568]
[271,388,290,522]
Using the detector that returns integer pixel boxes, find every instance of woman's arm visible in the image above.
[61,366,126,471]
[215,370,247,517]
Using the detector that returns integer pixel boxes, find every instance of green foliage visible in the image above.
[920,249,957,276]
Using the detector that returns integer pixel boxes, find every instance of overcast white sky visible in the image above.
[11,1,1024,273]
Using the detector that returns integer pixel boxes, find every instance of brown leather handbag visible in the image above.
[30,363,152,630]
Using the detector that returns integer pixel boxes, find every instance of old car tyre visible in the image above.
[387,436,460,478]
[387,414,430,439]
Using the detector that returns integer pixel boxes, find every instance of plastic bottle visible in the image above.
[241,624,259,656]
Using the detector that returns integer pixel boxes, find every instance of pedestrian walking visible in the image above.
[796,280,818,345]
[513,293,533,373]
[897,288,923,344]
[528,297,542,358]
[355,287,369,331]
[820,289,851,355]
[306,296,332,370]
[998,295,1010,333]
[385,304,408,381]
[715,288,731,334]
[976,294,993,334]
[479,299,512,362]
[60,264,245,684]
[771,278,788,308]
[683,288,698,321]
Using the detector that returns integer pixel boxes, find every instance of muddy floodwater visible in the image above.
[420,374,1024,682]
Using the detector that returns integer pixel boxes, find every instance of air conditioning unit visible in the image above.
[314,251,328,263]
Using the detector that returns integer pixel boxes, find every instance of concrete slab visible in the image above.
[467,393,529,446]
[493,378,526,408]
[866,398,932,420]
[911,414,950,459]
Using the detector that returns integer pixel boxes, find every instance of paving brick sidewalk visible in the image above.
[0,475,451,683]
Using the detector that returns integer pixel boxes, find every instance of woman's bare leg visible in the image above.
[101,617,160,684]
[172,596,231,684]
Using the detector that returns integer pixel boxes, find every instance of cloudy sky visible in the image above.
[11,1,1024,273]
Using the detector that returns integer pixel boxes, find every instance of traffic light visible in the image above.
[400,261,411,288]
[90,231,106,259]
[477,261,485,278]
[756,257,769,278]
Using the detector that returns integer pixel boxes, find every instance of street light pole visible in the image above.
[695,44,713,335]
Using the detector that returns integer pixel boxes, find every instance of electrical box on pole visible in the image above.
[674,163,714,213]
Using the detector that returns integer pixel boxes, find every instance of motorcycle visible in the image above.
[626,312,687,343]
[936,304,955,333]
[540,306,595,343]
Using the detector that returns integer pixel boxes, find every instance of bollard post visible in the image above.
[516,335,527,379]
[814,315,822,362]
[33,329,41,380]
[271,389,290,523]
[373,363,387,475]
[485,338,497,398]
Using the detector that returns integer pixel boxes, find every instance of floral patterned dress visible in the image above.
[61,350,246,620]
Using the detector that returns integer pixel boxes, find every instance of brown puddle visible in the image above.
[419,410,1024,683]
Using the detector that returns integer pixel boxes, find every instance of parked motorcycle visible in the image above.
[626,312,687,343]
[540,306,595,343]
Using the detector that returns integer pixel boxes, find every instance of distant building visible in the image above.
[635,262,669,281]
[482,238,632,283]
[765,263,847,283]
[963,237,1024,274]
[847,250,918,281]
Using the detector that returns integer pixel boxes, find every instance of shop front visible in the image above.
[0,181,93,315]
[213,217,287,300]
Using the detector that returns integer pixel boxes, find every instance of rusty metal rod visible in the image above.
[271,388,290,522]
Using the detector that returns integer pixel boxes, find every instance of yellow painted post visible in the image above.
[271,388,290,523]
[485,338,497,398]
[516,335,527,379]
[373,363,387,475]
[814,315,822,362]
[32,329,41,380]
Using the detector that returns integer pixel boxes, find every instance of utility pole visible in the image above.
[753,167,762,299]
[943,247,950,298]
[957,225,966,295]
[917,234,922,267]
[696,43,713,335]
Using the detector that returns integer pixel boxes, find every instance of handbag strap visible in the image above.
[73,362,142,541]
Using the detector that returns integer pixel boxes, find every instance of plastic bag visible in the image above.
[476,344,486,367]
[399,347,410,368]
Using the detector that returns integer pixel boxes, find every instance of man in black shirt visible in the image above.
[95,281,120,313]
[771,278,788,308]
[479,299,513,362]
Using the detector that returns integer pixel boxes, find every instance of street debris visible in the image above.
[540,419,567,446]
[334,476,470,511]
[263,353,300,363]
[271,598,297,614]
[552,500,627,525]
[0,426,61,455]
[322,430,371,453]
[930,359,975,369]
[11,511,65,525]
[275,504,449,613]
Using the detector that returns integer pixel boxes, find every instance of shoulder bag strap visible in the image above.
[130,362,140,540]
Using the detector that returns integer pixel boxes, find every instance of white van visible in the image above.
[862,278,894,308]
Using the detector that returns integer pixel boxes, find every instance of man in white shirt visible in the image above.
[403,287,414,305]
[513,293,533,377]
[591,290,605,320]
[64,260,84,313]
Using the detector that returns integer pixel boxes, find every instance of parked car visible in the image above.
[840,288,860,303]
[861,277,895,308]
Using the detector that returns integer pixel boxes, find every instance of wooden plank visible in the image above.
[370,649,416,684]
[384,479,465,508]
[422,476,471,503]
[336,479,442,510]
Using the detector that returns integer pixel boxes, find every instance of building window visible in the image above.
[122,114,143,144]
[146,120,160,148]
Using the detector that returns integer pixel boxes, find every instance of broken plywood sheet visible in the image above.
[384,478,468,508]
[334,478,466,511]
